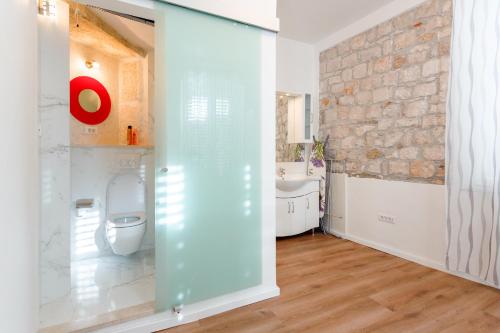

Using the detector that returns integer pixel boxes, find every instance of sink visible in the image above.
[276,174,320,192]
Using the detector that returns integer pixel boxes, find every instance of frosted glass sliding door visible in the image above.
[155,3,263,311]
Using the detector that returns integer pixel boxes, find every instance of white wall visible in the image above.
[276,36,318,148]
[0,0,38,332]
[312,0,449,271]
[276,37,314,94]
[330,177,447,269]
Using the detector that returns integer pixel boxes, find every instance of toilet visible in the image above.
[105,173,147,256]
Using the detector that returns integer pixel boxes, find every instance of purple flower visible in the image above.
[311,158,324,168]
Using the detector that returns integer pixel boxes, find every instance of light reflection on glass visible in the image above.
[244,164,252,217]
[215,98,230,118]
[187,96,208,122]
[156,165,185,226]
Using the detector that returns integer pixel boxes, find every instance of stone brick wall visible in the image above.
[318,0,451,184]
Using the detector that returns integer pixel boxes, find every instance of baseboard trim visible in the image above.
[344,233,498,290]
[326,229,346,239]
[345,234,445,270]
[96,285,280,333]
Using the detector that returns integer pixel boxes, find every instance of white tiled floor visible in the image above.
[40,249,155,330]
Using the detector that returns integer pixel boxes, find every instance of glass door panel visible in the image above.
[155,3,263,312]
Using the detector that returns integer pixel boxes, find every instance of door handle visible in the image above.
[307,198,310,209]
[288,201,290,214]
[160,167,168,173]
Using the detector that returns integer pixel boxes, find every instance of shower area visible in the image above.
[37,0,275,332]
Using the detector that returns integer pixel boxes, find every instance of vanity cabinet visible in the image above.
[287,93,312,143]
[276,182,319,237]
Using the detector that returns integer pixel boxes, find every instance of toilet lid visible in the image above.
[107,173,146,215]
[107,212,146,228]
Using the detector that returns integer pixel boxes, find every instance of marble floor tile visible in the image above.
[40,249,155,331]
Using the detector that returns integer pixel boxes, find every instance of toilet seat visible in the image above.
[105,173,147,256]
[107,212,146,228]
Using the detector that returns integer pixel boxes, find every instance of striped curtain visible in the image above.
[446,0,500,287]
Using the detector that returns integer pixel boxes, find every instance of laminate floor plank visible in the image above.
[159,234,500,333]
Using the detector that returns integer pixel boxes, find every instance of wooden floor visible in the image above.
[160,234,500,333]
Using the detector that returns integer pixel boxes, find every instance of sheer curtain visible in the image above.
[446,0,500,286]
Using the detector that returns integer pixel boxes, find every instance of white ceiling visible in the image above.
[277,0,396,44]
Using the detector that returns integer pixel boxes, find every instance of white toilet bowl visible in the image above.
[106,211,146,256]
[105,173,147,256]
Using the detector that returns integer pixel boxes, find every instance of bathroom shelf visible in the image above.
[71,144,155,149]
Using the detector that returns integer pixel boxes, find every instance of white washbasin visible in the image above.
[276,174,321,192]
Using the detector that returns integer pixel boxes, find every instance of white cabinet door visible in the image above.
[276,198,293,237]
[290,197,306,235]
[305,192,320,230]
[277,193,318,237]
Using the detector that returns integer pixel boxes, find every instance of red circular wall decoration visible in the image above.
[70,76,111,125]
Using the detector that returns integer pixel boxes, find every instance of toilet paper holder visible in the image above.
[76,198,94,209]
[75,199,94,217]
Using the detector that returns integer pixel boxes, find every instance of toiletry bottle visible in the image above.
[132,129,138,145]
[127,125,132,145]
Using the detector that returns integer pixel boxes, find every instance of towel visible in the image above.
[308,137,327,218]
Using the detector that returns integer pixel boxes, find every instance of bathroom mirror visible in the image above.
[276,93,305,162]
[78,89,101,113]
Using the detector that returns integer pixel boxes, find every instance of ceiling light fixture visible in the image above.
[38,0,56,17]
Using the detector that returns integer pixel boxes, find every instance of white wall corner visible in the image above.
[327,173,347,236]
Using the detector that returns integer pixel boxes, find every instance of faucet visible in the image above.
[279,167,286,179]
